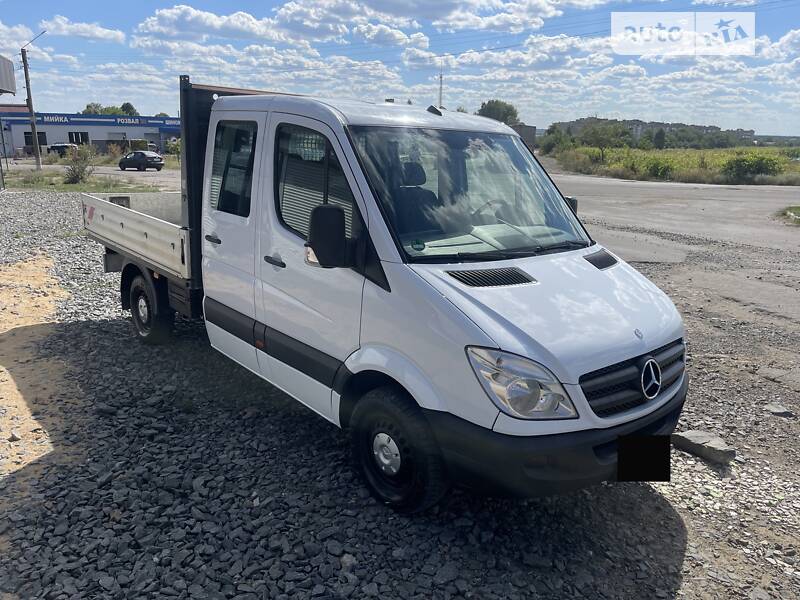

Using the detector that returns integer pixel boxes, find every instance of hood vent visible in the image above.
[447,267,535,287]
[584,249,618,270]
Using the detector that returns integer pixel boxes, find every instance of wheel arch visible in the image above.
[338,345,446,429]
[120,261,167,310]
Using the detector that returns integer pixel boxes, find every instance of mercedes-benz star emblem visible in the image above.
[640,358,662,400]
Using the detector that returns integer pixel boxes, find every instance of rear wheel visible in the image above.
[350,386,449,513]
[156,167,163,172]
[119,165,126,171]
[129,275,173,344]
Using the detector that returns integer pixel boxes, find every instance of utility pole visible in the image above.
[0,115,8,171]
[21,48,42,170]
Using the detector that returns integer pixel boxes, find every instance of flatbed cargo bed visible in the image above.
[82,192,190,280]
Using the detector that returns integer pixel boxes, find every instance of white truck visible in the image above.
[83,76,688,512]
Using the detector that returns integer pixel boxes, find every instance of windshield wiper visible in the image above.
[410,249,525,263]
[531,240,591,254]
[409,240,591,263]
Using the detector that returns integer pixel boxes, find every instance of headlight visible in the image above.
[466,347,577,420]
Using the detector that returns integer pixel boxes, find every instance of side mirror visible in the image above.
[564,196,578,214]
[306,204,348,268]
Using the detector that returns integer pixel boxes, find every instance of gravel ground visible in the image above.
[0,191,798,600]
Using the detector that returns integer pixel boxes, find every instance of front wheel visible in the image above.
[129,275,173,344]
[350,387,449,513]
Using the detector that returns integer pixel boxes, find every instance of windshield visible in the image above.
[350,126,590,262]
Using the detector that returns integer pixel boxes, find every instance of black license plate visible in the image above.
[617,435,671,482]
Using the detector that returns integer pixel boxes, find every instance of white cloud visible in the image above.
[39,15,126,44]
[137,4,294,43]
[352,23,429,47]
[433,0,559,33]
[402,47,457,69]
[759,28,800,61]
[0,20,34,54]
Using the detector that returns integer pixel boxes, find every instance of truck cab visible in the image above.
[83,78,687,512]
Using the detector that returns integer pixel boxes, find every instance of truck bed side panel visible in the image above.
[82,193,191,280]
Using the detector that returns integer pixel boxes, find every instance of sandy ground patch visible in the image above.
[0,257,76,477]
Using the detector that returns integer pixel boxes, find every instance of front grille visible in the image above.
[579,339,685,418]
[446,267,535,287]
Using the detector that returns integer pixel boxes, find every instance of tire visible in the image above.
[129,275,173,344]
[119,165,126,171]
[350,386,449,513]
[156,167,163,172]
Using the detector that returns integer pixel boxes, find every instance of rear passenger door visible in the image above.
[256,115,366,420]
[202,113,266,374]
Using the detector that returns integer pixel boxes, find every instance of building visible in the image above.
[511,123,536,150]
[0,104,181,156]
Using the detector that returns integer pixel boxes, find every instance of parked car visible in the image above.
[119,151,164,171]
[82,77,688,513]
[48,143,78,157]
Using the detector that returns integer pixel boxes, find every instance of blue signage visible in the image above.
[0,112,181,131]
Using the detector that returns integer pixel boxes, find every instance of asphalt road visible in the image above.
[555,173,799,257]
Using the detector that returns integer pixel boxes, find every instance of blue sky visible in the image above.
[0,0,798,134]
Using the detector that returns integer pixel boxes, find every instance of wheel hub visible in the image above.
[372,432,401,475]
[137,295,149,323]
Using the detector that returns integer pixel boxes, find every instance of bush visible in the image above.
[63,145,96,184]
[601,166,637,180]
[752,173,800,186]
[107,143,125,159]
[42,152,61,165]
[554,149,596,174]
[165,138,181,155]
[643,157,674,179]
[671,168,726,184]
[722,153,782,183]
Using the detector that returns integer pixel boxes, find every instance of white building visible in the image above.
[0,104,181,156]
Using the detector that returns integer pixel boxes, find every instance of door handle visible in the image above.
[205,234,222,245]
[263,255,286,268]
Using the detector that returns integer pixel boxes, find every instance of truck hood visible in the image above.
[409,246,684,384]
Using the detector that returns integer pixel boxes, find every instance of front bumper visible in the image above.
[424,376,687,497]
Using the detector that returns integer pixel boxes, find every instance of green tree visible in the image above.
[579,123,632,163]
[81,103,122,115]
[638,129,655,150]
[81,102,104,115]
[653,128,666,149]
[120,102,140,116]
[154,112,170,117]
[476,99,519,125]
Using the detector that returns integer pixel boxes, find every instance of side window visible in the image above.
[275,124,355,239]
[209,121,257,218]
